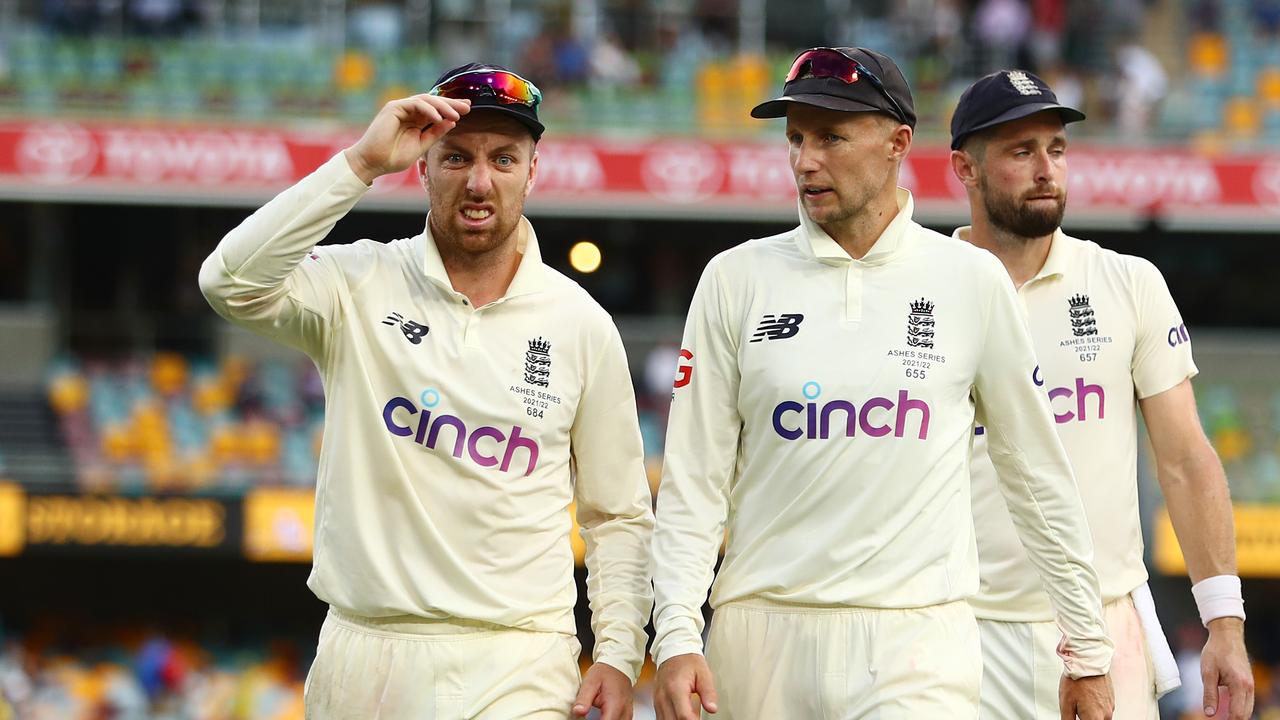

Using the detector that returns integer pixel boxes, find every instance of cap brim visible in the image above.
[468,104,545,140]
[951,102,1086,148]
[750,93,887,119]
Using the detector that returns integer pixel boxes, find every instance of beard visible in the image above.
[980,175,1066,239]
[428,193,524,260]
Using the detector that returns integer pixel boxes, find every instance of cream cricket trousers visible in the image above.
[304,608,582,720]
[977,595,1158,720]
[705,599,982,719]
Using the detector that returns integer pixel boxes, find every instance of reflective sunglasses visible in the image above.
[785,48,909,125]
[428,69,542,109]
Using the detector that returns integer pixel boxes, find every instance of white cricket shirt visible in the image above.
[651,190,1113,678]
[199,153,655,681]
[961,227,1198,622]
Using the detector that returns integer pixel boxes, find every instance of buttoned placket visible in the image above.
[845,261,864,322]
[463,293,523,349]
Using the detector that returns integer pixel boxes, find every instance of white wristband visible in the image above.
[1191,575,1245,627]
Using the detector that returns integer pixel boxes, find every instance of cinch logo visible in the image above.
[1167,323,1190,347]
[382,390,540,476]
[1033,366,1106,423]
[771,381,931,441]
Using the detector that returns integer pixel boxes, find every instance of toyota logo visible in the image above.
[641,142,724,204]
[16,123,98,184]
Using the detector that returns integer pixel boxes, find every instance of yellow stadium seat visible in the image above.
[101,423,137,462]
[697,63,734,129]
[243,420,281,465]
[1189,33,1228,77]
[220,355,249,391]
[644,456,662,497]
[730,55,770,128]
[48,373,89,415]
[334,50,375,92]
[211,424,243,463]
[193,378,232,415]
[150,353,188,397]
[1212,426,1250,461]
[1189,129,1227,155]
[1224,97,1261,137]
[697,62,729,96]
[1259,67,1280,107]
[138,426,172,457]
[68,663,101,701]
[183,451,218,489]
[733,55,769,95]
[145,449,179,488]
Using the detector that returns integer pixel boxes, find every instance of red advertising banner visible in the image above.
[2,121,1278,229]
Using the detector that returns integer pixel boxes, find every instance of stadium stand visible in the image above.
[0,0,1275,143]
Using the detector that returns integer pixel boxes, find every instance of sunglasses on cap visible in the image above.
[429,69,543,109]
[786,48,909,126]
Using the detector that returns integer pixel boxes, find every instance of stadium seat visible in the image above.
[334,49,375,92]
[1223,96,1262,137]
[48,372,89,416]
[1259,66,1280,106]
[1189,32,1229,77]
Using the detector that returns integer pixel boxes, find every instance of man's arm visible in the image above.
[970,256,1113,681]
[568,320,655,688]
[197,151,367,356]
[651,259,740,719]
[1141,381,1235,583]
[198,94,469,355]
[1141,381,1253,718]
[1127,255,1253,719]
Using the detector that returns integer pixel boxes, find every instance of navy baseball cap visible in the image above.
[950,70,1085,150]
[751,47,917,129]
[429,63,545,142]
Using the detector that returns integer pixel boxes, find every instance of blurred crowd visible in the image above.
[3,619,1280,719]
[0,622,667,720]
[0,624,307,720]
[3,0,1278,140]
[45,354,323,491]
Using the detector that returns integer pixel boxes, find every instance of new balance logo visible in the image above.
[382,312,429,345]
[750,314,804,343]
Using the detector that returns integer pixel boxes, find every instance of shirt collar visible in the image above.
[418,215,546,300]
[795,188,916,266]
[951,226,1075,284]
[1034,228,1074,282]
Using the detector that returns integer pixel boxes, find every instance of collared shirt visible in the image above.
[199,153,655,681]
[959,227,1198,622]
[651,190,1113,678]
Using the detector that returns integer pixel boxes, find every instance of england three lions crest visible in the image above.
[524,337,552,387]
[1069,294,1098,337]
[907,298,935,348]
